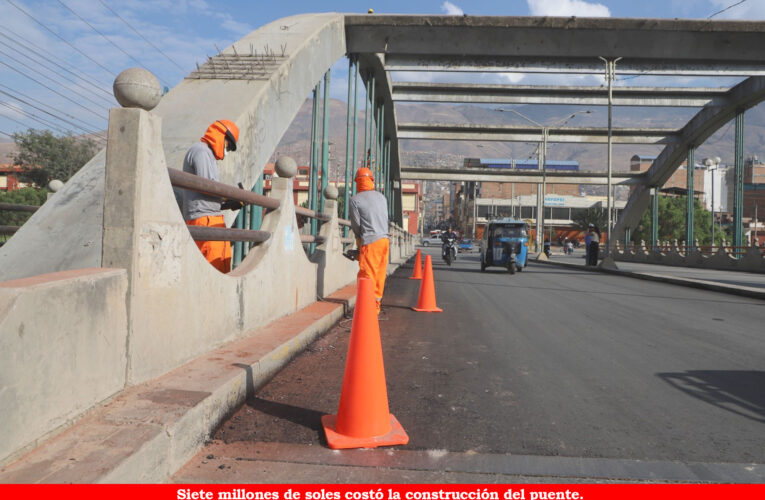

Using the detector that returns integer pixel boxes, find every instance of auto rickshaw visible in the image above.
[479,218,529,274]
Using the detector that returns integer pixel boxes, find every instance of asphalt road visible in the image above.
[175,247,765,482]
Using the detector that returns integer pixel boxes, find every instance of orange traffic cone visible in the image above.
[321,277,409,449]
[412,255,443,312]
[409,249,423,280]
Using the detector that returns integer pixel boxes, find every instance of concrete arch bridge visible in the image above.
[1,13,765,480]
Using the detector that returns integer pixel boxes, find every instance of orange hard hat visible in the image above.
[355,167,374,182]
[201,119,239,160]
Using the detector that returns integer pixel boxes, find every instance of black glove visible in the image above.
[343,249,359,261]
[221,199,244,210]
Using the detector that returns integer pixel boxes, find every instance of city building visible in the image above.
[0,164,24,192]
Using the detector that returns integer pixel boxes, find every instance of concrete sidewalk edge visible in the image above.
[531,258,765,300]
[0,284,362,484]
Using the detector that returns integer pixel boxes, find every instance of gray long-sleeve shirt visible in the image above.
[349,189,389,246]
[182,142,222,221]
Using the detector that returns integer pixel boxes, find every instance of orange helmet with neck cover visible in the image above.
[201,119,239,160]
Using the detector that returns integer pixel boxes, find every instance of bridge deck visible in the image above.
[176,249,765,483]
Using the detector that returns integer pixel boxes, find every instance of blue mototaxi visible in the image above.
[479,218,529,274]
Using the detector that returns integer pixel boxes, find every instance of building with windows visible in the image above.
[0,164,24,192]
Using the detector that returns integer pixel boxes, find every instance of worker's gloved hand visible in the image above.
[343,249,359,261]
[221,199,245,210]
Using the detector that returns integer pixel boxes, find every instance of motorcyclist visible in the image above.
[441,227,458,261]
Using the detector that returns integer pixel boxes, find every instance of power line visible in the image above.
[0,32,113,101]
[708,0,747,19]
[0,46,114,109]
[0,82,104,134]
[55,0,172,86]
[98,0,187,75]
[5,0,117,78]
[0,102,73,135]
[0,26,113,97]
[0,59,107,120]
[0,85,106,140]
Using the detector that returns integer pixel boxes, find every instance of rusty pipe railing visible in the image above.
[168,168,280,210]
[0,202,39,213]
[186,226,271,243]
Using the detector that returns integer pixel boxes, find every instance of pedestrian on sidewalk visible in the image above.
[584,224,593,263]
[587,224,601,266]
[182,119,242,273]
[349,167,390,315]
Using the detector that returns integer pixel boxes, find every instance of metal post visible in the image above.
[362,71,370,180]
[686,146,695,252]
[377,101,385,191]
[232,207,244,267]
[535,132,547,253]
[711,164,716,249]
[250,175,263,236]
[600,56,621,253]
[472,181,477,239]
[343,57,354,229]
[625,227,631,249]
[320,70,331,214]
[734,111,745,254]
[651,187,658,251]
[367,74,376,171]
[309,83,321,253]
[347,57,359,224]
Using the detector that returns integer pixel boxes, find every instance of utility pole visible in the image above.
[599,56,621,253]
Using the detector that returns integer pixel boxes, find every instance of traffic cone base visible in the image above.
[412,254,442,312]
[321,413,409,450]
[412,304,443,312]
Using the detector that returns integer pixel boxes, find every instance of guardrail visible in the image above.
[0,203,41,236]
[614,239,765,273]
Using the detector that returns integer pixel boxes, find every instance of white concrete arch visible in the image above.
[0,13,347,281]
[613,76,765,243]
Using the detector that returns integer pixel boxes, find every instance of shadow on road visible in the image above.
[657,370,765,423]
[246,397,325,432]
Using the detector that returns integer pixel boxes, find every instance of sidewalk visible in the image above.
[533,249,765,300]
[0,282,363,483]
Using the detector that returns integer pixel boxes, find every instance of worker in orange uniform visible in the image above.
[349,167,390,314]
[182,119,242,273]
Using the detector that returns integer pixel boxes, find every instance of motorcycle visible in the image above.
[442,237,457,266]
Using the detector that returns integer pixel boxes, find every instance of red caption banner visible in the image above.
[0,484,763,500]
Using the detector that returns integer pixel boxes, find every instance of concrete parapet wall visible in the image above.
[0,268,128,465]
[312,199,357,298]
[614,241,765,273]
[103,108,317,384]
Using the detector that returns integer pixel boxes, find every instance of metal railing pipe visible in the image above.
[168,168,280,210]
[295,205,330,222]
[0,225,19,234]
[187,226,271,243]
[0,203,38,212]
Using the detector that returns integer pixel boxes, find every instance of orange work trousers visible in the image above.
[186,215,232,273]
[357,237,389,314]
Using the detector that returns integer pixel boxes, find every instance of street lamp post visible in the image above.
[495,107,591,253]
[599,56,622,253]
[703,156,721,250]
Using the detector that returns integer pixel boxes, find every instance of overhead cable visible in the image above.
[0,102,74,135]
[708,0,747,19]
[0,82,104,133]
[98,0,187,75]
[0,59,107,120]
[5,0,116,78]
[0,86,107,139]
[0,46,114,109]
[55,0,172,86]
[0,26,114,98]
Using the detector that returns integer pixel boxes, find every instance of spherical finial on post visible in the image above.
[113,68,162,111]
[48,179,64,192]
[274,156,297,178]
[323,185,338,200]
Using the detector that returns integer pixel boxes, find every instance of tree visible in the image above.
[572,206,608,232]
[0,187,49,242]
[12,129,98,187]
[631,195,732,246]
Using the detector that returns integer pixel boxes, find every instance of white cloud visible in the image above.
[527,0,610,17]
[441,1,464,15]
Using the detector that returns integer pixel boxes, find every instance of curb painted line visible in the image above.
[531,259,765,301]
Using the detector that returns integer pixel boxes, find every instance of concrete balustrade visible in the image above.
[614,240,765,273]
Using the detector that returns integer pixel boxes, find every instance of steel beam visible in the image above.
[400,166,643,185]
[397,122,677,144]
[686,146,694,248]
[391,83,728,107]
[345,15,765,73]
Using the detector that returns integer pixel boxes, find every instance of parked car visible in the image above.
[458,238,474,252]
[421,235,443,246]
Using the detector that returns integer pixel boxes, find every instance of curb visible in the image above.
[0,284,360,483]
[531,258,765,301]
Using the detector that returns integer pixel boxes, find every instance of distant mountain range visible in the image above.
[272,98,765,179]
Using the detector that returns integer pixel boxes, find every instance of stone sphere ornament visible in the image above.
[113,68,162,111]
[274,156,297,178]
[323,185,338,200]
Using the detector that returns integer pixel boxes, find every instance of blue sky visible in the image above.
[0,0,762,141]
